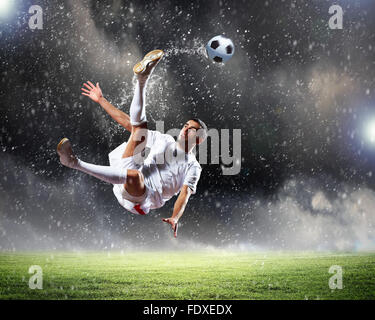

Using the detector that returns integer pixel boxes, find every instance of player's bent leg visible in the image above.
[124,169,145,197]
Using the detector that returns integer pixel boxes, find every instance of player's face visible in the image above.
[178,120,201,144]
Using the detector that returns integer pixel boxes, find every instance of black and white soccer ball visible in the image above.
[205,35,235,63]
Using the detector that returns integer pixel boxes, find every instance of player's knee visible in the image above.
[127,169,144,186]
[124,169,145,196]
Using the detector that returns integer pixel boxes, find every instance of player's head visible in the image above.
[178,118,208,146]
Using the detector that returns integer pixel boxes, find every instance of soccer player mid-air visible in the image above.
[57,50,207,238]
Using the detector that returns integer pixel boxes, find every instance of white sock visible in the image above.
[75,159,127,185]
[130,79,148,126]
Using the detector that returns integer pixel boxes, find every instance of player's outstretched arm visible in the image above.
[162,185,192,238]
[81,81,132,132]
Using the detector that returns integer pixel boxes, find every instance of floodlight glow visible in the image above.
[0,0,12,16]
[365,120,375,144]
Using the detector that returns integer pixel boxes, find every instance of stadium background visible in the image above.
[1,0,375,251]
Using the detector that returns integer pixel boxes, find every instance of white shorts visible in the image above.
[108,142,159,215]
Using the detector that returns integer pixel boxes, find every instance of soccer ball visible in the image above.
[205,35,235,63]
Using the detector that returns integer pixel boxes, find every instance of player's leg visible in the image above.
[57,139,144,198]
[121,49,164,159]
[125,168,145,197]
[57,138,128,184]
[120,50,164,197]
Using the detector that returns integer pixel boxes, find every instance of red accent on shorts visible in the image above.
[134,204,146,215]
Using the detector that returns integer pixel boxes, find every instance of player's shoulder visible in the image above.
[188,154,202,171]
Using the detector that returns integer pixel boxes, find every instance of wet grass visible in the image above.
[0,251,374,299]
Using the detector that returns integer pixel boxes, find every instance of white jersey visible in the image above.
[108,130,202,214]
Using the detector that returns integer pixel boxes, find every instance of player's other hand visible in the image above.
[81,81,103,103]
[162,218,178,238]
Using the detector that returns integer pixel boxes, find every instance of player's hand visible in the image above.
[81,81,103,103]
[162,218,178,238]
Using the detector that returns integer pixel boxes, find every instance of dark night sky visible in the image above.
[1,0,375,251]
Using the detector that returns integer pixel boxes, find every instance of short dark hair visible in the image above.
[191,118,208,141]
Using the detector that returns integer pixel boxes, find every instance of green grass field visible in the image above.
[1,251,375,300]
